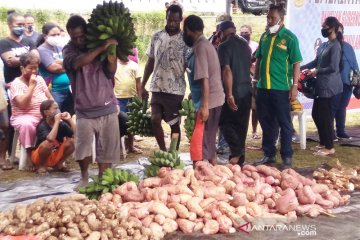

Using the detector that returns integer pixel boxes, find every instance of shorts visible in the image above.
[75,112,120,163]
[203,106,222,160]
[31,141,66,167]
[117,98,133,113]
[151,92,184,125]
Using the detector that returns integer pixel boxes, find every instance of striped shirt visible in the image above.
[10,76,48,118]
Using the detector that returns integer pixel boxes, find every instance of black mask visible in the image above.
[12,27,24,37]
[27,25,34,32]
[321,28,331,38]
[183,32,193,47]
[240,34,250,42]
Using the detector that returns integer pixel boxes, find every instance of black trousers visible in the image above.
[256,89,293,159]
[219,93,251,158]
[312,97,334,149]
[7,100,14,155]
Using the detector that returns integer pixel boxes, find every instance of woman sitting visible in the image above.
[31,99,75,174]
[10,52,53,167]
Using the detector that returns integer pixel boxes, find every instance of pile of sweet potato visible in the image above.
[97,162,351,237]
[0,194,156,240]
[313,160,360,192]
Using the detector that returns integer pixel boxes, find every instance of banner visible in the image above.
[286,0,360,110]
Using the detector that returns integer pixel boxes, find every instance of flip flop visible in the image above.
[310,145,325,151]
[54,166,71,172]
[247,145,262,150]
[128,147,143,154]
[1,164,14,170]
[36,168,48,175]
[0,160,14,170]
[313,150,335,156]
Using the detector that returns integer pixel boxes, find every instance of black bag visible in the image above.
[350,70,360,87]
[298,71,316,99]
[353,86,360,99]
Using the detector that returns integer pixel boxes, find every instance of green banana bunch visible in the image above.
[179,99,196,141]
[86,0,137,61]
[126,97,153,137]
[145,134,185,177]
[79,168,139,199]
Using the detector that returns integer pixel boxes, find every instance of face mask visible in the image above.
[47,36,62,47]
[59,36,70,48]
[183,33,193,47]
[321,28,331,38]
[240,33,250,42]
[27,25,34,32]
[51,109,61,117]
[12,27,24,37]
[268,19,281,34]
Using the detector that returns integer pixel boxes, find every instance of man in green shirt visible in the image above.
[254,4,302,168]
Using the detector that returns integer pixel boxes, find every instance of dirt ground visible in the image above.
[1,112,359,182]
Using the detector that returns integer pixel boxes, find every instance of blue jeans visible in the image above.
[256,89,293,159]
[52,89,74,115]
[331,84,352,136]
[117,98,133,113]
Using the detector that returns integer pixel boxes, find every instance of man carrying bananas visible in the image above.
[63,15,120,190]
[139,5,188,151]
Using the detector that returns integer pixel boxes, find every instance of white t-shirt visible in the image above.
[146,30,188,96]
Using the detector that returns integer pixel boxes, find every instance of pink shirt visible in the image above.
[10,76,48,118]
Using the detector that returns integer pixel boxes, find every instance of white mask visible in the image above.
[47,36,62,47]
[59,35,70,48]
[269,19,281,34]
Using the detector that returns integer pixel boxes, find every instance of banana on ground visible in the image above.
[145,134,185,177]
[79,168,139,199]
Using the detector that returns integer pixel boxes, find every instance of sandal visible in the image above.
[54,166,71,172]
[0,160,14,170]
[128,147,143,154]
[310,145,325,151]
[36,167,48,175]
[313,149,335,156]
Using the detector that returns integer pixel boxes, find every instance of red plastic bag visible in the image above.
[190,113,204,161]
[0,237,42,240]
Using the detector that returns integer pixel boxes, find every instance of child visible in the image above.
[114,58,142,154]
[31,99,75,174]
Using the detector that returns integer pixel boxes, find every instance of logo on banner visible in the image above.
[293,0,305,7]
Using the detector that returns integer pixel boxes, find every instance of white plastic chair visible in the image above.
[10,129,28,170]
[291,110,307,150]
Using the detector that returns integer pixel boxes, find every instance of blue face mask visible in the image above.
[12,27,24,37]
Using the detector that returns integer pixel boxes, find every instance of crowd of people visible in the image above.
[0,4,359,188]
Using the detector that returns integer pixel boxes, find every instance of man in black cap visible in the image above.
[217,21,252,166]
